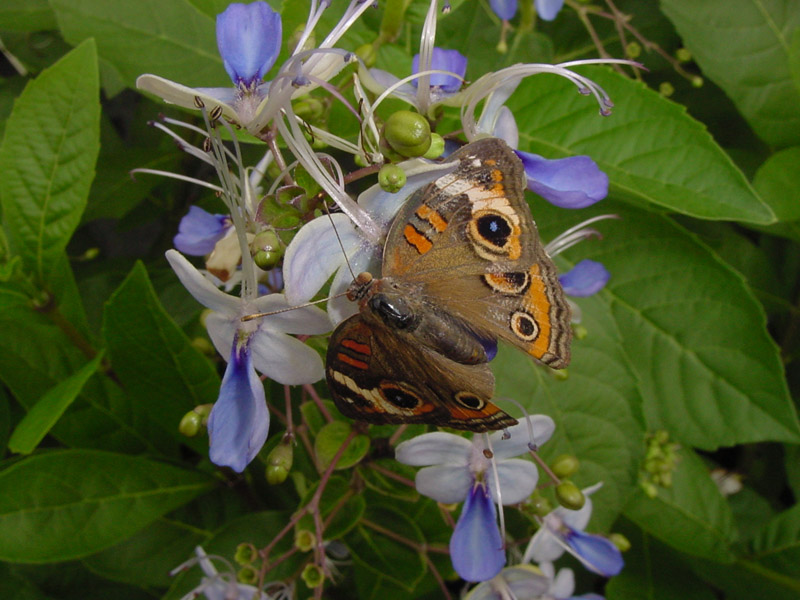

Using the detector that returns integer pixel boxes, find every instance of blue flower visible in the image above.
[559,259,610,297]
[523,484,624,577]
[172,547,282,600]
[395,418,555,582]
[216,2,282,88]
[490,0,565,21]
[516,152,608,209]
[411,48,467,94]
[174,206,231,256]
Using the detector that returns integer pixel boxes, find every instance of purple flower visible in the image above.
[450,484,505,582]
[173,206,230,256]
[490,0,518,20]
[516,151,608,209]
[209,336,268,472]
[216,2,282,87]
[536,0,566,21]
[412,48,467,94]
[559,260,610,297]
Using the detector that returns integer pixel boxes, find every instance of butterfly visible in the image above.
[325,138,571,432]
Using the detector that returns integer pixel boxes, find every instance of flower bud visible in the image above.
[293,97,325,122]
[178,410,202,437]
[301,563,324,588]
[552,368,569,381]
[609,533,631,552]
[691,76,704,88]
[383,110,431,157]
[234,543,258,565]
[555,480,585,510]
[378,164,407,193]
[355,43,377,67]
[527,492,552,517]
[675,48,692,62]
[625,41,642,59]
[251,230,284,270]
[573,324,588,340]
[190,336,215,356]
[237,566,258,585]
[295,529,315,552]
[550,454,580,479]
[423,133,445,159]
[659,82,675,97]
[266,441,294,485]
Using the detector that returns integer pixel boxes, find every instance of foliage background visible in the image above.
[1,0,799,598]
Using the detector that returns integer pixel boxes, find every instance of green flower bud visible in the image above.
[691,76,704,88]
[383,110,431,157]
[423,133,445,159]
[551,454,580,479]
[573,324,588,339]
[295,529,315,552]
[675,48,692,63]
[190,336,215,356]
[253,250,281,270]
[178,410,202,437]
[552,368,569,381]
[355,43,377,67]
[555,480,585,510]
[234,543,258,565]
[293,97,325,122]
[301,563,325,588]
[237,565,258,585]
[354,153,369,168]
[625,41,642,59]
[251,230,284,270]
[609,533,631,552]
[659,82,675,97]
[266,442,294,485]
[528,492,553,517]
[378,164,407,193]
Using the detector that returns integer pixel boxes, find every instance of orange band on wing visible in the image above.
[526,263,552,358]
[336,353,369,371]
[341,338,371,356]
[415,204,448,232]
[404,224,433,254]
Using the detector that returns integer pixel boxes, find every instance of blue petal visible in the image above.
[173,206,229,255]
[208,337,269,472]
[570,595,605,600]
[559,260,610,297]
[566,529,624,577]
[490,0,518,20]
[412,48,467,93]
[535,0,565,21]
[216,2,282,86]
[450,484,505,582]
[516,151,608,209]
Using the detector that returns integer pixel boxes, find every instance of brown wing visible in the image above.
[326,315,517,432]
[382,138,572,367]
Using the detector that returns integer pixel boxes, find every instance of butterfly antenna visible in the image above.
[323,200,358,281]
[241,292,348,322]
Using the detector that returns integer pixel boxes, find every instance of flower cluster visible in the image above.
[138,0,629,596]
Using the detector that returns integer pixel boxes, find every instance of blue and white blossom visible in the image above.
[559,259,610,297]
[174,206,232,256]
[523,483,624,577]
[490,0,566,22]
[395,418,555,582]
[464,564,550,600]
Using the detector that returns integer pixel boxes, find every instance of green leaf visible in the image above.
[510,67,774,224]
[660,0,800,148]
[0,387,10,458]
[538,202,799,449]
[314,420,370,470]
[786,445,800,500]
[103,261,221,453]
[82,518,210,588]
[0,449,216,563]
[754,147,800,221]
[747,502,800,581]
[8,352,105,455]
[606,518,718,600]
[346,504,427,592]
[358,459,419,501]
[0,39,100,284]
[624,448,735,562]
[50,0,225,90]
[693,557,800,600]
[0,0,56,32]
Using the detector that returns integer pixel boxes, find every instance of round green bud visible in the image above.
[234,543,258,565]
[237,565,258,585]
[295,529,315,552]
[496,38,508,54]
[354,153,369,168]
[573,324,588,340]
[178,410,202,437]
[609,532,631,552]
[383,110,431,157]
[301,563,325,588]
[293,97,325,122]
[251,230,284,270]
[355,43,377,67]
[675,48,692,63]
[190,336,215,356]
[691,76,704,88]
[194,403,213,421]
[552,368,569,382]
[423,133,445,159]
[641,480,658,498]
[266,442,294,485]
[254,249,282,270]
[290,23,315,54]
[555,480,585,510]
[528,492,553,517]
[625,41,642,59]
[659,82,675,97]
[378,164,407,193]
[551,454,580,479]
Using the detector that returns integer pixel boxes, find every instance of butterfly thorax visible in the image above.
[348,272,490,366]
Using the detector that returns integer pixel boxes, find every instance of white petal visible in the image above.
[136,74,239,122]
[249,330,324,384]
[165,249,240,315]
[359,66,417,106]
[550,566,575,598]
[489,458,538,504]
[326,245,379,325]
[489,415,555,460]
[395,431,471,466]
[205,312,236,360]
[415,465,472,503]
[523,526,564,563]
[249,294,332,335]
[283,213,361,305]
[476,80,520,136]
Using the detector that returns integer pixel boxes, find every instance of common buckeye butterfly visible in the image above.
[325,138,571,432]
